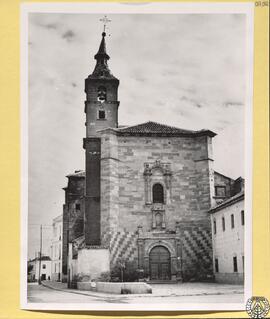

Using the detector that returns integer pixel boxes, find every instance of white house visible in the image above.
[209,191,244,284]
[28,256,52,282]
[51,214,63,281]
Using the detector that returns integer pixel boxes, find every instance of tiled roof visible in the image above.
[29,255,51,262]
[214,171,234,181]
[209,190,244,214]
[72,235,85,247]
[114,121,216,137]
[52,214,62,222]
[66,170,85,178]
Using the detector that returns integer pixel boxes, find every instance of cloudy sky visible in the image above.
[28,13,246,258]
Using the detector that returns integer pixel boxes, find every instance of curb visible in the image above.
[41,281,109,299]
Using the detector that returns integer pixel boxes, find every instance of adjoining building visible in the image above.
[51,215,63,281]
[209,186,244,284]
[27,255,52,282]
[213,172,244,205]
[61,170,85,283]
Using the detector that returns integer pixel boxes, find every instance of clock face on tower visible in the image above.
[97,86,107,103]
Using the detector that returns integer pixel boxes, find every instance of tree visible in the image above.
[28,264,33,275]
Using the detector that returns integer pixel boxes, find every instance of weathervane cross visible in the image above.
[100,15,111,33]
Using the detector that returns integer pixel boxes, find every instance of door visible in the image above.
[149,246,171,280]
[41,274,46,281]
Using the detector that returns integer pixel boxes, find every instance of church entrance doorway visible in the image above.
[149,245,171,280]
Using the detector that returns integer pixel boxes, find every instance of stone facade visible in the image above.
[97,129,215,280]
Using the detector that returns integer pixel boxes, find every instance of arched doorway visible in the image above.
[149,245,171,280]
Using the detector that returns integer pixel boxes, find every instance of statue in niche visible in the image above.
[155,213,162,229]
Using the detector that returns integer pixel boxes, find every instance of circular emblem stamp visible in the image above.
[246,296,270,318]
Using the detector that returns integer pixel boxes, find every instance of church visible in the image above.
[61,29,241,285]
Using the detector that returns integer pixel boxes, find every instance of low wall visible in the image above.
[77,282,152,294]
[215,272,244,284]
[77,248,110,279]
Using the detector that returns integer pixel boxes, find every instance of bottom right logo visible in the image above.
[246,296,270,318]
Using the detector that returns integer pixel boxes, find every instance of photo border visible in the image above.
[20,1,254,313]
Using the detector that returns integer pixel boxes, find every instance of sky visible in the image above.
[28,13,247,259]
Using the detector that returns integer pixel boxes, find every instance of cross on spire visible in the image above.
[99,15,111,33]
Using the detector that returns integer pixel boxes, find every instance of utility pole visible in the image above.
[38,224,42,284]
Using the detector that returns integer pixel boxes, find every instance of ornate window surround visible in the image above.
[144,160,172,229]
[144,160,172,205]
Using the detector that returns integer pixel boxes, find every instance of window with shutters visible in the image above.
[215,258,219,273]
[233,256,238,272]
[222,216,225,231]
[231,214,235,229]
[241,210,245,225]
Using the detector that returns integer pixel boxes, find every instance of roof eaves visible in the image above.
[209,192,244,214]
[214,171,234,181]
[116,130,216,138]
[97,127,118,134]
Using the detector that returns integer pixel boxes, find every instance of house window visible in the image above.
[241,210,245,225]
[75,203,80,211]
[98,110,106,119]
[222,217,225,231]
[213,219,217,234]
[215,186,226,197]
[233,256,238,272]
[215,258,219,273]
[231,214,235,229]
[152,183,164,203]
[42,264,46,269]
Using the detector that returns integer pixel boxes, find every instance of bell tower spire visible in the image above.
[91,32,113,79]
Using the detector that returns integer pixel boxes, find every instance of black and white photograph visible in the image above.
[21,2,254,311]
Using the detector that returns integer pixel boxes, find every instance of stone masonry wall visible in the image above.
[100,132,120,248]
[109,135,214,232]
[99,132,214,275]
[180,222,213,281]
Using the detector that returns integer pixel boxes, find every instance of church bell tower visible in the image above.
[85,31,120,137]
[83,28,119,246]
